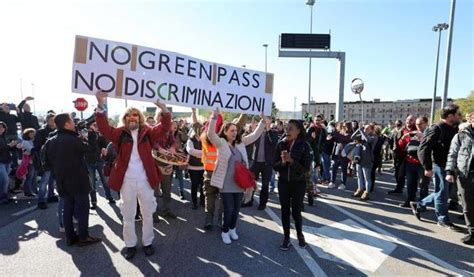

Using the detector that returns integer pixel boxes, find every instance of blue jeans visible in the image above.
[405,163,424,202]
[270,170,276,191]
[356,164,372,191]
[221,192,243,233]
[311,161,320,184]
[0,163,10,204]
[88,161,112,204]
[174,167,184,192]
[417,164,450,223]
[321,152,331,181]
[38,170,55,204]
[331,157,349,184]
[23,164,37,195]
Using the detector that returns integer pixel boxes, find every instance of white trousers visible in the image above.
[120,179,157,247]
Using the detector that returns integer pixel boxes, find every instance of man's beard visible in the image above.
[127,121,138,130]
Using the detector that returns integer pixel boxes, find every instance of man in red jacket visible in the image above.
[95,91,171,260]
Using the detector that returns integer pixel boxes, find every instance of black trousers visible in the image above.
[394,157,406,191]
[278,180,306,238]
[63,193,90,240]
[251,162,273,206]
[189,169,204,205]
[458,172,474,235]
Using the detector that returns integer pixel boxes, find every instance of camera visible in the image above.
[76,114,96,131]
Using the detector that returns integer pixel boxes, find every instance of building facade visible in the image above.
[301,97,452,125]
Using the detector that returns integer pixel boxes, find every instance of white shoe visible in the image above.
[328,182,336,189]
[221,232,232,244]
[338,184,346,190]
[59,226,65,233]
[228,228,239,240]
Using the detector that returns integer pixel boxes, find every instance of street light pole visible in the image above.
[306,0,315,116]
[262,44,268,73]
[31,83,36,114]
[442,0,456,109]
[430,23,449,125]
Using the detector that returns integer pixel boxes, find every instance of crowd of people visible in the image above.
[0,93,472,260]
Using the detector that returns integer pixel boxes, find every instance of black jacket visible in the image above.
[34,125,55,152]
[17,100,40,130]
[47,129,91,197]
[0,111,19,138]
[273,138,313,184]
[85,131,108,164]
[0,135,13,163]
[252,129,279,165]
[418,122,458,171]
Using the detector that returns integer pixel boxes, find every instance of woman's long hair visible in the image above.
[118,107,146,128]
[218,122,242,146]
[288,119,306,141]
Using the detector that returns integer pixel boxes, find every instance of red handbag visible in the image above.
[234,160,256,189]
[229,145,256,189]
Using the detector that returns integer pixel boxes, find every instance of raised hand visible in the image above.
[210,108,219,119]
[96,90,107,107]
[155,99,169,113]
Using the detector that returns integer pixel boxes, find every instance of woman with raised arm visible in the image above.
[207,109,265,244]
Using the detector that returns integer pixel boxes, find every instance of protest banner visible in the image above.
[72,35,274,115]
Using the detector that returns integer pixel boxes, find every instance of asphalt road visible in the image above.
[0,163,472,276]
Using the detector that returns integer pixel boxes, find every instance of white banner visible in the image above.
[71,35,274,115]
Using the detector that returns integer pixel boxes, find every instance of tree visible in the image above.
[455,90,474,118]
[434,90,474,122]
[272,101,279,118]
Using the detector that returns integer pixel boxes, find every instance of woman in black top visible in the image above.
[273,120,313,251]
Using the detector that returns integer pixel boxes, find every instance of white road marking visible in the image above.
[305,219,396,273]
[264,206,328,277]
[317,197,470,276]
[12,206,37,217]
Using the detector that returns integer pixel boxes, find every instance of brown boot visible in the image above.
[361,191,370,200]
[352,189,363,197]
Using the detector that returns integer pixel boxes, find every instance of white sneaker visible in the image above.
[221,232,232,244]
[338,184,346,190]
[228,228,239,240]
[328,182,336,189]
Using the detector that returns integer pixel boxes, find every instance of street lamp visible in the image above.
[306,0,315,115]
[442,0,456,109]
[351,78,364,124]
[30,83,36,114]
[262,44,268,73]
[430,23,449,125]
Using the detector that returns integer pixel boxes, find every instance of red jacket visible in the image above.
[95,111,171,191]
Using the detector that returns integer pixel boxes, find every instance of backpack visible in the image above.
[405,137,421,157]
[40,134,57,172]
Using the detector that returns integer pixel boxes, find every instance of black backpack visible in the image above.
[40,135,57,170]
[405,137,421,157]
